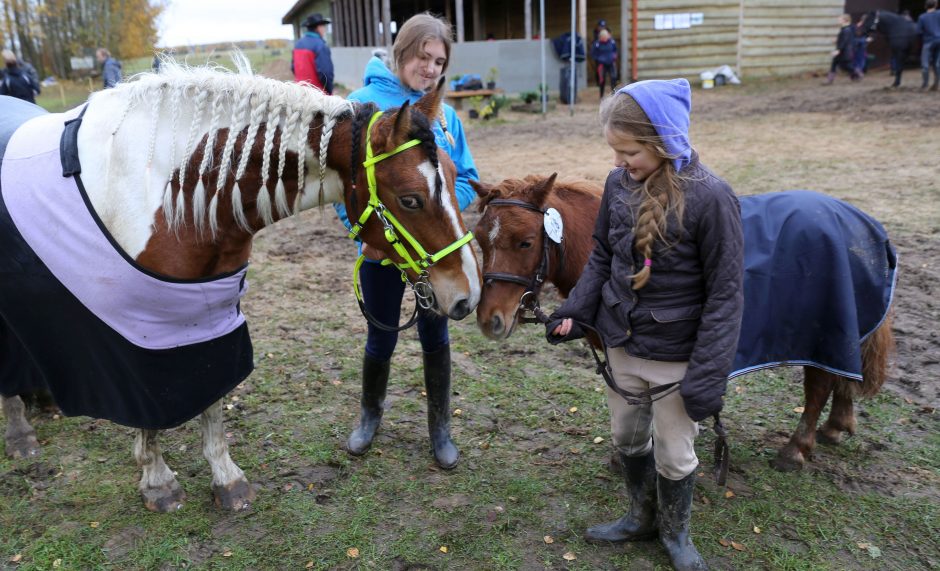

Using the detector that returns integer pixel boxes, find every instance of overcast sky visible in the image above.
[157,0,299,47]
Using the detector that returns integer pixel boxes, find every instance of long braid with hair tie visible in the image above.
[438,108,455,147]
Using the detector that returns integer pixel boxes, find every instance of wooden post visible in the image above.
[620,0,628,83]
[382,0,392,49]
[332,1,343,46]
[455,0,465,42]
[473,0,481,40]
[351,0,362,46]
[578,0,587,45]
[343,0,353,48]
[525,0,532,40]
[371,0,380,45]
[736,0,745,79]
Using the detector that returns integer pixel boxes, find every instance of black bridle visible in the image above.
[482,198,558,323]
[482,197,729,485]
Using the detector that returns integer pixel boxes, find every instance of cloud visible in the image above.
[157,0,296,47]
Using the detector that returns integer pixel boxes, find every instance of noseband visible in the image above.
[482,198,561,324]
[347,110,474,331]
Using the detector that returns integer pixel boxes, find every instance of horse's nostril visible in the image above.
[491,314,504,335]
[452,299,470,320]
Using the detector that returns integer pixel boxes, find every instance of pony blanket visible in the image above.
[731,191,897,380]
[0,99,253,429]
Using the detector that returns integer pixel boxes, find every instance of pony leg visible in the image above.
[817,379,857,444]
[2,395,40,458]
[201,399,255,510]
[771,367,833,472]
[134,429,186,512]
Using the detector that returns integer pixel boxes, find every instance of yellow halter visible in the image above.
[347,110,474,311]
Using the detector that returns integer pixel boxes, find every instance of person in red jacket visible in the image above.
[292,13,334,94]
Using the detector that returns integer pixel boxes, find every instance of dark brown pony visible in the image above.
[1,61,479,512]
[471,174,894,472]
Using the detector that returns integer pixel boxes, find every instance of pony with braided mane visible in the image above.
[0,57,480,512]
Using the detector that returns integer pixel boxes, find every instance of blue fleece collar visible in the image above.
[617,79,692,173]
[362,56,425,102]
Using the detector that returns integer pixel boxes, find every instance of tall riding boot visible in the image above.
[931,70,939,91]
[346,353,390,455]
[658,473,708,571]
[923,70,930,89]
[423,344,459,469]
[823,71,835,85]
[584,451,658,543]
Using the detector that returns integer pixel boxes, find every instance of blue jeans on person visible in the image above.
[922,40,940,77]
[360,259,449,361]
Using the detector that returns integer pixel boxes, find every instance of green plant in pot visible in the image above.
[486,67,498,90]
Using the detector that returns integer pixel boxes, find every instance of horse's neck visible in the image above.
[77,89,353,277]
[547,190,600,297]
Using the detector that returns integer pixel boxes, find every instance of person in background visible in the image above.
[917,0,940,90]
[335,12,479,470]
[594,18,611,42]
[547,79,744,571]
[591,29,619,97]
[292,12,334,94]
[1,50,41,104]
[96,48,122,89]
[823,14,859,84]
[853,19,872,77]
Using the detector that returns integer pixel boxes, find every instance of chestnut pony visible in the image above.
[0,59,479,511]
[471,175,895,472]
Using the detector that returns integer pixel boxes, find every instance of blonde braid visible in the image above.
[438,108,455,147]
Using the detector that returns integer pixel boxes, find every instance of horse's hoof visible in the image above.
[5,434,41,459]
[816,428,844,445]
[770,451,805,472]
[141,481,186,512]
[213,479,256,511]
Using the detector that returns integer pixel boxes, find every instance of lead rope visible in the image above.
[529,307,729,486]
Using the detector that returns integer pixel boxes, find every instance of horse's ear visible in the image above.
[529,173,558,209]
[413,77,446,121]
[385,100,413,148]
[471,179,498,212]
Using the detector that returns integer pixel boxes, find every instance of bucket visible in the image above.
[700,71,715,89]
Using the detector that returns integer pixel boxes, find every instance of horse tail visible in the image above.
[850,310,895,399]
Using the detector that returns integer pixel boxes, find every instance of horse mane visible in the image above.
[478,174,603,211]
[96,55,356,238]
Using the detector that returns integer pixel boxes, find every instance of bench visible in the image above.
[445,89,504,110]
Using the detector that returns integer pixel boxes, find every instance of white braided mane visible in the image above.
[104,56,354,238]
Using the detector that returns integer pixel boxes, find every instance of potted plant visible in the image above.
[486,67,498,90]
[467,95,484,119]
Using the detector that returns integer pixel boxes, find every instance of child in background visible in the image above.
[547,79,744,571]
[824,14,860,84]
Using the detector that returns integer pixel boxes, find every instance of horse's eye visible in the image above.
[519,241,532,249]
[398,195,424,210]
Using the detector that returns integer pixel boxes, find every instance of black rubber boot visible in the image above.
[822,71,836,85]
[658,473,708,571]
[423,344,459,469]
[346,353,390,456]
[922,70,930,89]
[585,451,658,543]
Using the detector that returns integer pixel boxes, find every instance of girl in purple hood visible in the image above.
[548,79,744,570]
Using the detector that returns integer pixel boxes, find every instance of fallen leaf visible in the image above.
[718,538,731,547]
[307,483,315,491]
[225,403,234,410]
[439,546,448,554]
[867,545,882,558]
[731,541,745,551]
[562,551,577,561]
[725,490,736,499]
[543,535,554,544]
[453,409,462,416]
[593,436,605,444]
[701,496,710,505]
[53,414,61,420]
[569,447,582,454]
[89,521,100,528]
[857,542,870,550]
[595,387,603,392]
[10,554,22,563]
[53,560,61,568]
[347,547,360,558]
[753,526,762,534]
[569,406,578,413]
[222,550,233,557]
[305,562,314,569]
[735,385,744,394]
[793,406,805,413]
[266,352,274,358]
[330,379,342,386]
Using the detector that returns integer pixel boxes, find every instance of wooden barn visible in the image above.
[282,0,921,90]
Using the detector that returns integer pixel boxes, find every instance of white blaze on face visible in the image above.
[417,160,481,306]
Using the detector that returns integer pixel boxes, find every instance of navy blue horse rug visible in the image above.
[732,190,897,381]
[0,96,253,430]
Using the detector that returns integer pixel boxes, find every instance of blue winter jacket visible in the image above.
[334,56,479,231]
[918,10,940,44]
[102,57,122,89]
[590,38,618,65]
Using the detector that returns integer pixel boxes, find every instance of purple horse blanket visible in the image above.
[0,97,254,429]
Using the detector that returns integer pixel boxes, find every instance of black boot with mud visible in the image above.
[423,344,459,469]
[657,473,708,571]
[346,353,390,456]
[585,451,658,543]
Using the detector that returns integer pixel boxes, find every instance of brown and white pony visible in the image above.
[471,174,894,472]
[0,59,480,511]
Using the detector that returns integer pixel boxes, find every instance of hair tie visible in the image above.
[644,258,652,267]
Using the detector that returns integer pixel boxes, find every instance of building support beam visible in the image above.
[472,0,481,40]
[620,0,628,82]
[381,0,392,49]
[524,0,532,40]
[455,0,465,42]
[578,0,587,45]
[370,0,379,45]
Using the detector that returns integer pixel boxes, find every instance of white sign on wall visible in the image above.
[654,13,703,30]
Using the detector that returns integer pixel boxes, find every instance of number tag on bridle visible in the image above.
[544,208,563,243]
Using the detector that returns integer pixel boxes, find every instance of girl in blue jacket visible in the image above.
[335,13,479,470]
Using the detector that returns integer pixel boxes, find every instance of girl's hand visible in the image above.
[552,318,573,337]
